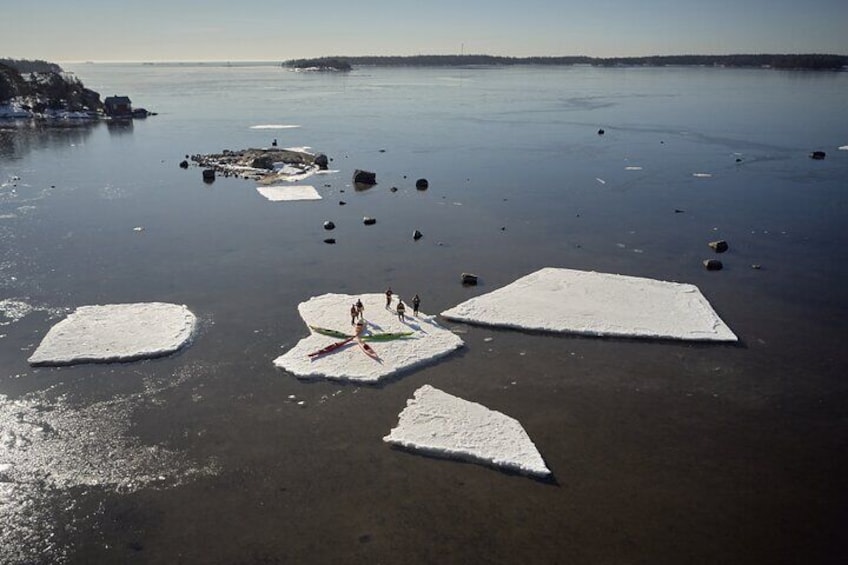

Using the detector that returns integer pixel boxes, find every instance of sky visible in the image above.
[1,0,846,62]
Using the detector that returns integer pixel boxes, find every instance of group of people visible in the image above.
[385,287,420,322]
[349,289,420,325]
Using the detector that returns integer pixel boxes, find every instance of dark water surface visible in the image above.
[1,63,847,564]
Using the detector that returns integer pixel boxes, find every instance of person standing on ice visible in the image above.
[397,299,406,322]
[350,303,358,326]
[356,299,364,321]
[385,287,393,308]
[412,294,420,316]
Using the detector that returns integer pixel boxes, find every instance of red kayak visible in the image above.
[357,338,379,360]
[307,321,364,359]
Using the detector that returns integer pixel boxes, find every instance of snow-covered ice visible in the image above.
[441,267,737,342]
[273,293,464,383]
[250,124,301,129]
[28,302,197,366]
[839,145,848,151]
[383,385,551,478]
[256,184,322,201]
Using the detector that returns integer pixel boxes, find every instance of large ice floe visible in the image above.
[273,293,464,383]
[441,267,737,342]
[384,385,551,478]
[256,184,321,201]
[28,302,197,366]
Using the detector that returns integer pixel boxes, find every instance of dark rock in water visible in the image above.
[202,169,215,182]
[179,160,189,169]
[708,240,729,253]
[251,155,276,170]
[324,238,336,244]
[597,128,605,135]
[390,186,398,192]
[413,229,423,241]
[323,221,335,230]
[461,272,478,285]
[703,259,723,271]
[363,217,377,225]
[415,178,429,190]
[314,153,329,170]
[379,149,386,153]
[810,151,826,160]
[674,209,685,213]
[339,201,346,206]
[353,169,377,185]
[751,264,762,270]
[736,158,743,163]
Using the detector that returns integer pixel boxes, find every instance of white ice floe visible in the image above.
[256,184,322,202]
[441,267,737,342]
[625,166,643,171]
[273,293,464,383]
[692,173,713,178]
[839,145,848,151]
[383,385,551,478]
[28,302,197,366]
[250,124,301,129]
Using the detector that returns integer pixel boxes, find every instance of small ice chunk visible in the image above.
[383,385,551,478]
[28,302,197,366]
[256,185,321,202]
[625,166,643,171]
[249,124,301,129]
[838,145,848,151]
[692,173,712,178]
[595,177,606,184]
[441,267,737,342]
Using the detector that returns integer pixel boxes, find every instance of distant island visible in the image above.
[282,54,847,71]
[0,58,150,120]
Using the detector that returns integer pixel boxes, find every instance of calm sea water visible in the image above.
[1,63,847,564]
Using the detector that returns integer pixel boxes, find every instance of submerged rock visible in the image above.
[703,259,723,271]
[461,273,478,286]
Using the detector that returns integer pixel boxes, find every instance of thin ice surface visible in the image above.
[273,293,463,383]
[256,184,321,202]
[28,302,197,366]
[383,385,551,478]
[441,267,737,342]
[0,366,217,564]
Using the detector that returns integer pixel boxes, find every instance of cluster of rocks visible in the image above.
[185,147,329,182]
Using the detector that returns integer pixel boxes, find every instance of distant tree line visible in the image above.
[282,53,847,70]
[0,58,64,74]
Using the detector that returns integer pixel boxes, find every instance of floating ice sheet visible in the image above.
[441,267,737,342]
[273,293,464,383]
[28,302,197,366]
[383,385,551,478]
[250,124,301,129]
[256,184,322,201]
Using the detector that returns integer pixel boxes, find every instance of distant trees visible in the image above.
[281,54,848,70]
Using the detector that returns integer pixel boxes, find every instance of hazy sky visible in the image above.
[2,0,846,62]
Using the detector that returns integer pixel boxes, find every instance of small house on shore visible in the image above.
[104,95,132,118]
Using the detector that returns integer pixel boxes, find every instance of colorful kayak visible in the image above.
[357,338,380,360]
[309,325,413,342]
[307,335,354,358]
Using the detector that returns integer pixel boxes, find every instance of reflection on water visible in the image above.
[0,121,98,160]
